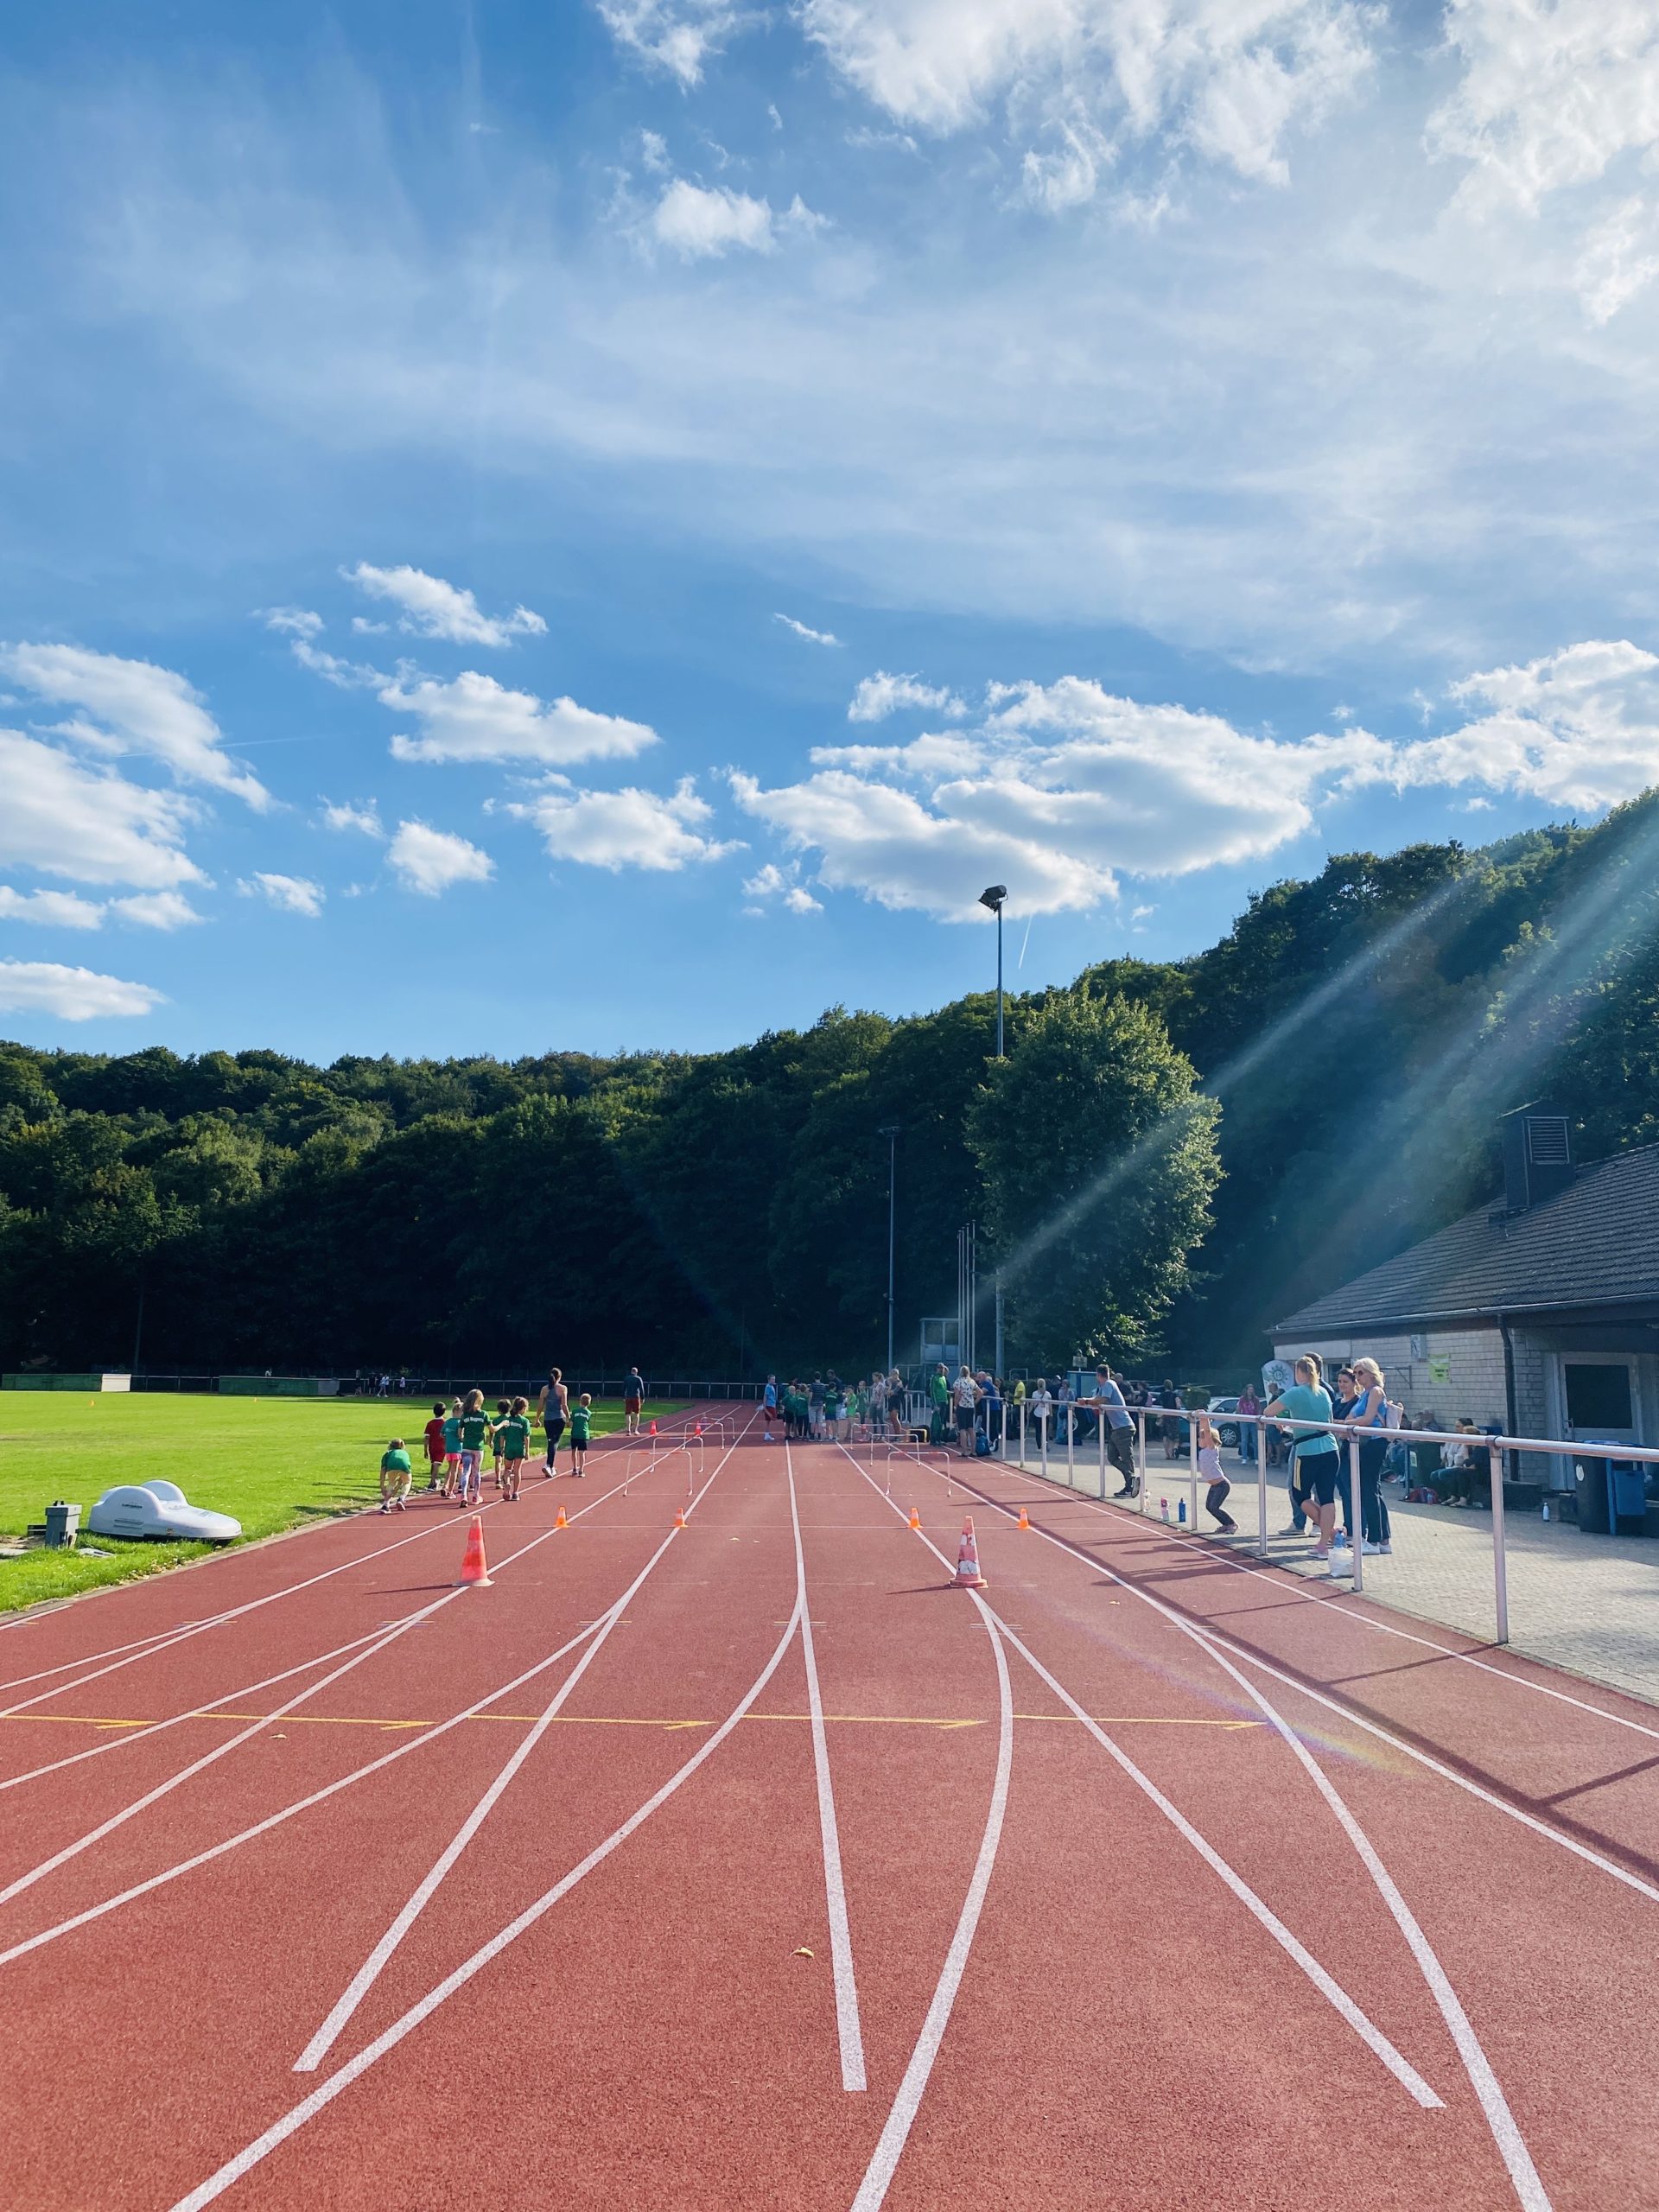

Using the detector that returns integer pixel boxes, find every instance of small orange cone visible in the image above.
[457,1515,492,1588]
[650,1420,658,1436]
[555,1505,568,1529]
[908,1505,921,1529]
[675,1506,686,1529]
[1018,1505,1031,1530]
[950,1517,988,1589]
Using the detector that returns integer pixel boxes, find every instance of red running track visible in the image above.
[1,1406,1655,2211]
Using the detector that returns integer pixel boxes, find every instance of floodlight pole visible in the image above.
[879,1124,900,1375]
[978,884,1008,1380]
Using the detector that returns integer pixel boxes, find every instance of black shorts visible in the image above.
[956,1408,976,1434]
[1300,1452,1342,1507]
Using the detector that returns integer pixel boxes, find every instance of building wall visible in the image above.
[1269,1324,1508,1431]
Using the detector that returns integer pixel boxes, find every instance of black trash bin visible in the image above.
[1574,1446,1647,1535]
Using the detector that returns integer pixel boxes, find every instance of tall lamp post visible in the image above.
[879,1123,901,1375]
[978,885,1008,1376]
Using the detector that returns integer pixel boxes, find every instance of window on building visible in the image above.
[1564,1363,1633,1431]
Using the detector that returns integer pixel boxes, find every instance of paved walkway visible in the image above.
[1009,1440,1659,1707]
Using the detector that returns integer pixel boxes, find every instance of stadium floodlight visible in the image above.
[878,1124,901,1373]
[977,887,1007,1377]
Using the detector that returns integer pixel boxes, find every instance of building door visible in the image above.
[1560,1360,1638,1446]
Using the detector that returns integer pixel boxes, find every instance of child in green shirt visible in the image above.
[379,1441,412,1514]
[440,1402,463,1497]
[491,1400,512,1491]
[455,1390,490,1508]
[497,1396,531,1502]
[569,1394,594,1477]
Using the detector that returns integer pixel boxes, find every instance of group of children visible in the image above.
[378,1384,595,1511]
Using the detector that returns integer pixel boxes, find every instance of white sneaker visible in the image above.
[1378,1541,1392,1553]
[1361,1541,1382,1554]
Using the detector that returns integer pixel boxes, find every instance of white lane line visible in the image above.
[902,1458,1556,2209]
[894,1445,1659,1905]
[785,1441,867,2094]
[836,1447,1440,2113]
[849,1593,1014,2212]
[169,1596,804,2212]
[0,1408,696,1691]
[0,1451,661,1793]
[0,1438,720,1967]
[291,1415,753,2072]
[1004,1452,1659,1746]
[0,1596,461,1909]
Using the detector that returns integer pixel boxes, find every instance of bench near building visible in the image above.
[1270,1107,1659,1496]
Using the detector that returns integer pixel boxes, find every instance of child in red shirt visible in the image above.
[423,1403,448,1492]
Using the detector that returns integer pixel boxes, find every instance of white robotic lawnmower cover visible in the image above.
[86,1480,241,1543]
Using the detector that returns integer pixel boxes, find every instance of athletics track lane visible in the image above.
[1,1411,1655,2209]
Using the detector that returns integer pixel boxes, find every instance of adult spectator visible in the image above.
[887,1369,906,1438]
[1089,1364,1140,1498]
[1159,1378,1183,1461]
[1329,1365,1359,1552]
[952,1365,981,1458]
[1236,1381,1260,1465]
[1347,1356,1394,1554]
[1264,1355,1342,1566]
[809,1374,827,1439]
[928,1363,950,1446]
[623,1365,645,1436]
[1029,1376,1054,1451]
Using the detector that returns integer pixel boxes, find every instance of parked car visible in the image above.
[1206,1395,1242,1450]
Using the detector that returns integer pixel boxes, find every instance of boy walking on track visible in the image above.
[440,1399,463,1497]
[497,1397,531,1501]
[570,1393,594,1475]
[624,1367,645,1436]
[423,1402,447,1491]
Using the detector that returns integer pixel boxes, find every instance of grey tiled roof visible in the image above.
[1272,1142,1659,1336]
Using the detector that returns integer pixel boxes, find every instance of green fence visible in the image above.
[216,1376,339,1397]
[3,1372,132,1392]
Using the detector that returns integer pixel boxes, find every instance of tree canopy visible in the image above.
[2,790,1656,1378]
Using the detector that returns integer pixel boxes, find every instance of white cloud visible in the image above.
[597,0,740,85]
[848,671,967,721]
[259,607,323,639]
[0,731,207,891]
[0,887,105,931]
[525,777,739,872]
[343,563,547,647]
[775,612,843,646]
[387,819,496,897]
[291,638,385,690]
[237,871,326,918]
[639,128,671,174]
[109,891,205,931]
[0,644,268,807]
[321,798,385,837]
[742,859,823,912]
[802,0,1374,189]
[1380,640,1659,813]
[652,180,778,258]
[1574,196,1659,326]
[1429,2,1659,217]
[381,670,658,767]
[0,960,163,1020]
[734,641,1659,920]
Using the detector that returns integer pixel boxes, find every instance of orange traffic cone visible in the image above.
[908,1506,921,1530]
[457,1515,493,1588]
[650,1420,658,1436]
[950,1517,988,1589]
[555,1505,568,1529]
[1018,1505,1031,1530]
[675,1506,686,1529]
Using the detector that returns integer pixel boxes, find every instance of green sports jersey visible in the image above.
[570,1409,593,1446]
[459,1410,490,1451]
[498,1415,531,1458]
[380,1449,411,1475]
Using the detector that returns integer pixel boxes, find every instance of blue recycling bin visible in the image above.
[1574,1447,1649,1536]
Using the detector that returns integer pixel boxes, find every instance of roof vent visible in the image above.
[1500,1103,1573,1214]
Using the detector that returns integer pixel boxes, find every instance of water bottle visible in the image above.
[1178,1498,1188,1524]
[1160,1497,1170,1522]
[1541,1499,1550,1523]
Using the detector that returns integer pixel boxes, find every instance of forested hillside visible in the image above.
[3,790,1656,1378]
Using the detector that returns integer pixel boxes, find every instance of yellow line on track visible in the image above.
[3,1708,1258,1734]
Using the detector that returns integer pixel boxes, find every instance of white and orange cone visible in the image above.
[950,1516,988,1589]
[457,1515,493,1588]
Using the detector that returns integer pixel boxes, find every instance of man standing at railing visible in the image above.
[1084,1365,1140,1497]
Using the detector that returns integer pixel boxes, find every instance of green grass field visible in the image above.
[0,1393,681,1614]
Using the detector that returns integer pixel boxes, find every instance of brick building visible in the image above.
[1269,1108,1659,1491]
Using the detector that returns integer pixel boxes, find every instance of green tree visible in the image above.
[969,993,1221,1366]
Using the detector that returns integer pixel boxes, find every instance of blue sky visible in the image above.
[3,0,1659,1057]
